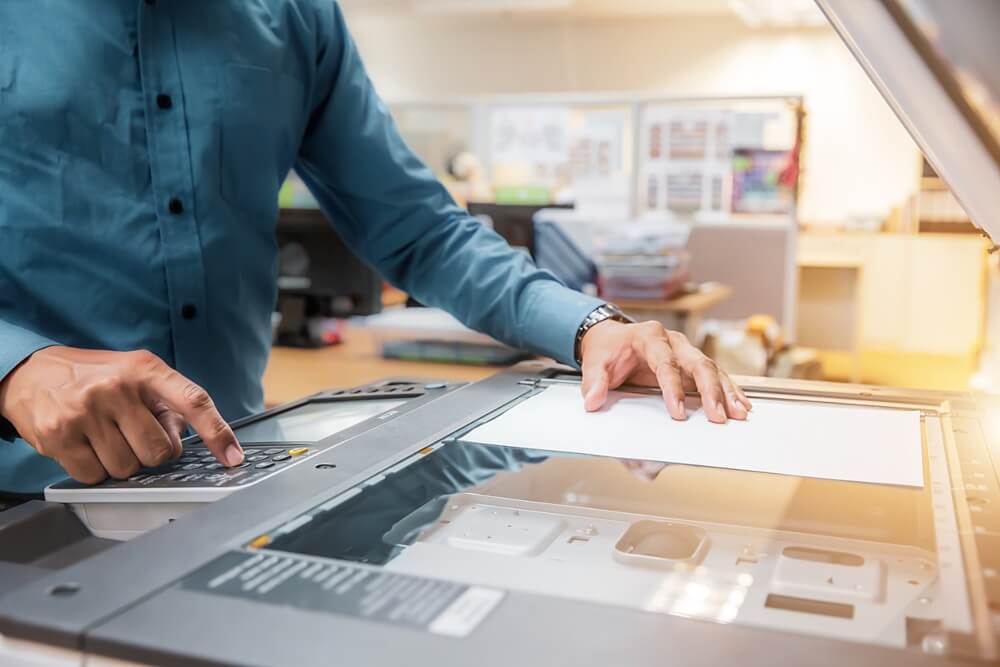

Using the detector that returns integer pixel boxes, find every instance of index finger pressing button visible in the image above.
[143,371,244,466]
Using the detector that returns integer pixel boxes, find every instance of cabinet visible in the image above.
[797,232,987,387]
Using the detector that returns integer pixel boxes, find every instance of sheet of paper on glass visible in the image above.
[461,385,924,487]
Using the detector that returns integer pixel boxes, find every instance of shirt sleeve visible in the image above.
[0,321,58,441]
[293,2,604,366]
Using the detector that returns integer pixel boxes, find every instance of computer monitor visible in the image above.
[467,202,573,258]
[276,208,382,314]
[275,207,383,346]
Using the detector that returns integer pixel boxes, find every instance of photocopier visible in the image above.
[1,1,999,665]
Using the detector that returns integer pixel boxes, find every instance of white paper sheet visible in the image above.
[462,385,924,487]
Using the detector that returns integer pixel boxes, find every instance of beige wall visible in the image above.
[344,12,920,225]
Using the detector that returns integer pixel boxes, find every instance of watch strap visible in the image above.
[573,304,634,365]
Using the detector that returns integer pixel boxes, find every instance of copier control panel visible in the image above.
[42,380,457,540]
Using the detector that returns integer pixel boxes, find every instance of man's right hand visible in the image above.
[0,347,244,484]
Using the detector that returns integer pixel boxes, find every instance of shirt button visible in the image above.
[181,304,197,321]
[168,198,184,215]
[156,94,173,110]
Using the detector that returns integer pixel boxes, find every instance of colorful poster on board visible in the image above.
[731,149,795,215]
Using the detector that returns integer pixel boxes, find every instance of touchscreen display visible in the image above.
[234,399,405,443]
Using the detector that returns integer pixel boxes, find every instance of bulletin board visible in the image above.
[636,98,803,220]
[389,94,803,220]
[486,104,631,188]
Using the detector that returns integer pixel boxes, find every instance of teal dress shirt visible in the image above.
[0,0,603,494]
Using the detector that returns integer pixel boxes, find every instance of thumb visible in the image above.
[582,363,610,412]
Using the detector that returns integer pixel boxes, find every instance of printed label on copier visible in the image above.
[180,551,504,638]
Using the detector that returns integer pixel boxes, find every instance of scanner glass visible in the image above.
[256,387,987,661]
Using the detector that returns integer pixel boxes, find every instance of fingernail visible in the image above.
[676,399,686,417]
[225,443,244,467]
[715,401,727,420]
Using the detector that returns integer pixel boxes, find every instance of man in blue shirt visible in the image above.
[0,1,749,495]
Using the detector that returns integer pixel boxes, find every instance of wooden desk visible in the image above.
[262,326,498,406]
[616,283,732,340]
[263,285,731,406]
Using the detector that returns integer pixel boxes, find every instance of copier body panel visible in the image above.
[0,363,998,666]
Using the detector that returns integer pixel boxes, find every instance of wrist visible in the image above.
[580,319,624,361]
[573,303,634,365]
[0,347,52,422]
[0,359,29,423]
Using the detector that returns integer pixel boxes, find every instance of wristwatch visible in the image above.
[574,303,635,365]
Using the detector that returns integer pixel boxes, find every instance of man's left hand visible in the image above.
[579,320,751,423]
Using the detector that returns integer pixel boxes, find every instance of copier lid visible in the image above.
[817,0,1000,244]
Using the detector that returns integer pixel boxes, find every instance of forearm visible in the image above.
[369,207,604,364]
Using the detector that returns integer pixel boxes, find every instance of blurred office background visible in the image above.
[278,0,999,394]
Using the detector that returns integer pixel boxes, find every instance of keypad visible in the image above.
[69,445,313,490]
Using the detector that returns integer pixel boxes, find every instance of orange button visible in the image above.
[248,534,272,549]
[288,447,309,457]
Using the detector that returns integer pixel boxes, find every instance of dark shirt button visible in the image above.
[181,303,197,320]
[156,94,172,110]
[168,198,183,215]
